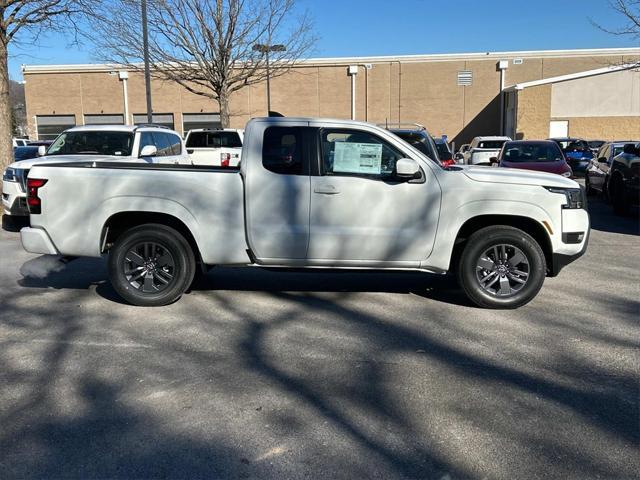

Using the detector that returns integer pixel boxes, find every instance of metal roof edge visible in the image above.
[22,47,640,73]
[504,63,639,91]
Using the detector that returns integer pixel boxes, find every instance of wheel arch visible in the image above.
[101,211,203,265]
[451,214,553,274]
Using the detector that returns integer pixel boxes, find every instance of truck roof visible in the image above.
[473,136,511,141]
[248,116,388,129]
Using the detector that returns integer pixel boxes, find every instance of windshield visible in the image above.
[434,142,452,160]
[392,131,436,159]
[13,146,40,161]
[554,139,589,152]
[502,142,563,163]
[588,140,605,149]
[478,140,507,149]
[186,131,242,148]
[47,131,134,156]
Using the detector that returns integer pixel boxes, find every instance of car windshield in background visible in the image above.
[612,146,625,156]
[588,140,605,149]
[13,146,40,161]
[47,131,134,156]
[478,140,507,149]
[554,139,589,151]
[502,142,563,163]
[187,131,242,148]
[434,142,453,160]
[393,132,431,155]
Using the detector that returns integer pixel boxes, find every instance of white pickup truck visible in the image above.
[464,136,512,165]
[19,117,589,309]
[184,128,244,166]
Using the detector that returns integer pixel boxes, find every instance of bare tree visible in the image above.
[595,0,640,40]
[0,0,94,178]
[90,0,315,128]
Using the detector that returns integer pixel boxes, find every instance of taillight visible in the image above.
[441,159,455,168]
[27,178,47,214]
[221,153,230,167]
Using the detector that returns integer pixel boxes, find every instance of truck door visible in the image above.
[244,123,312,261]
[307,126,441,265]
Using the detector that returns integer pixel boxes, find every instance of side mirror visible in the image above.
[598,156,608,163]
[37,146,47,157]
[396,158,420,179]
[489,156,499,165]
[140,145,158,157]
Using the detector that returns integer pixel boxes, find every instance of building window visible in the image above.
[182,113,221,133]
[133,113,174,130]
[457,70,473,86]
[84,114,125,125]
[36,115,76,141]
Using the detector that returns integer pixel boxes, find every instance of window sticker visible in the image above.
[333,142,382,174]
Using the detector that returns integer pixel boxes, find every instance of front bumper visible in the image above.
[549,211,590,277]
[21,227,59,255]
[2,179,29,216]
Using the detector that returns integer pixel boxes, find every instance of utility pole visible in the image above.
[142,0,153,123]
[253,43,286,114]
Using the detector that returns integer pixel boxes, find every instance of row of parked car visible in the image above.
[451,135,639,215]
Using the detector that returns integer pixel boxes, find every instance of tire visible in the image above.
[456,226,546,309]
[108,224,196,306]
[610,176,629,216]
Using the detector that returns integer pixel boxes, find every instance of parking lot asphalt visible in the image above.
[0,193,638,480]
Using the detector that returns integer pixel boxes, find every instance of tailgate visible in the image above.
[469,149,499,165]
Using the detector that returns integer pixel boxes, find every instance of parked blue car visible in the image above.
[548,137,593,176]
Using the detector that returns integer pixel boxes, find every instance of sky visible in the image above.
[8,0,638,80]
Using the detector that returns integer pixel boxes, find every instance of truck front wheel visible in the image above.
[108,224,196,306]
[456,226,546,309]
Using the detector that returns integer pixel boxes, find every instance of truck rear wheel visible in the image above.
[108,224,195,306]
[456,226,546,309]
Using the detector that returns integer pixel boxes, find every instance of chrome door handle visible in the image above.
[314,184,340,195]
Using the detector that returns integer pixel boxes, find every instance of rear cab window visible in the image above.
[262,127,306,175]
[187,131,242,148]
[478,140,507,149]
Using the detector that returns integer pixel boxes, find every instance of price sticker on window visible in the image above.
[333,142,382,174]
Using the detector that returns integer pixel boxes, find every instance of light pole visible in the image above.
[141,0,152,123]
[253,43,286,113]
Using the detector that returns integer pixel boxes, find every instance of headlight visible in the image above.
[3,167,17,182]
[544,186,586,209]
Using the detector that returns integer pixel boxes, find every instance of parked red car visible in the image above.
[492,140,572,177]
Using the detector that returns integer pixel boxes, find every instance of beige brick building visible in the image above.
[22,47,640,146]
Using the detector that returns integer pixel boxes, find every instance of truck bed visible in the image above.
[25,162,250,265]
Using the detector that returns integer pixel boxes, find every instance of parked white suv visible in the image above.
[3,124,188,223]
[464,136,512,165]
[184,128,244,166]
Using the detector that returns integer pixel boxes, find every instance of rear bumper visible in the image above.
[20,227,59,255]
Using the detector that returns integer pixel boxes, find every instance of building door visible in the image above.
[549,120,568,138]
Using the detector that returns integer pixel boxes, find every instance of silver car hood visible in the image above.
[461,165,578,189]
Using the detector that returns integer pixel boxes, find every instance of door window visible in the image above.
[321,129,404,179]
[167,133,182,155]
[154,132,173,157]
[262,127,304,175]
